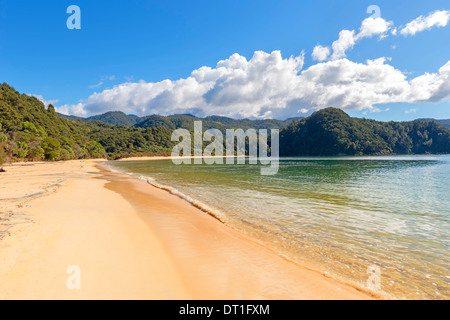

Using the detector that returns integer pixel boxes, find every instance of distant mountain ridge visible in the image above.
[58,111,303,130]
[57,111,140,126]
[416,118,450,130]
[58,110,450,132]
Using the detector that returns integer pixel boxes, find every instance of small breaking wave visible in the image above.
[138,175,229,225]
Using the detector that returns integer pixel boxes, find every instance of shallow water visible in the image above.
[109,155,450,299]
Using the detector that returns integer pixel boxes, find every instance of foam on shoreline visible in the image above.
[138,175,230,225]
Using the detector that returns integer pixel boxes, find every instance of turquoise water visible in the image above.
[109,155,450,299]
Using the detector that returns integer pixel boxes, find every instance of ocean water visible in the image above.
[109,155,450,299]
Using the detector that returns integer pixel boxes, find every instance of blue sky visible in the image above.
[0,0,449,120]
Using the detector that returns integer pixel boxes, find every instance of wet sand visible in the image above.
[0,160,375,299]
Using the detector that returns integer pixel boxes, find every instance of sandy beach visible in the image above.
[0,160,375,300]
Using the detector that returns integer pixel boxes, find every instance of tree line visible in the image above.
[1,83,450,168]
[280,108,450,156]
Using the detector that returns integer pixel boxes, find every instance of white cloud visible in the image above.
[356,17,393,40]
[294,57,410,112]
[55,103,87,117]
[312,45,330,62]
[56,51,450,119]
[329,17,392,60]
[51,11,450,119]
[404,108,417,114]
[330,30,356,60]
[407,60,450,102]
[298,108,309,114]
[400,10,450,36]
[298,57,450,113]
[62,51,305,118]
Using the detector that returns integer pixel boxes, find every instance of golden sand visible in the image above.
[0,160,374,299]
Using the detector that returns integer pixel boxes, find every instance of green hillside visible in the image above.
[58,111,141,126]
[0,83,175,163]
[0,83,106,162]
[60,111,297,131]
[280,108,450,156]
[135,114,239,132]
[86,111,141,126]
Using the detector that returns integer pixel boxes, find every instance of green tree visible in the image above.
[0,143,6,171]
[0,124,7,143]
[86,141,106,159]
[22,121,38,134]
[16,141,29,158]
[29,145,45,160]
[41,137,61,160]
[61,145,75,160]
[47,104,56,114]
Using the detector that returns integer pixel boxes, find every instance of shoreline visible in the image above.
[0,160,376,299]
[116,155,248,162]
[115,153,450,162]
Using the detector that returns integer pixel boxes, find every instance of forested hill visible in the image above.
[0,83,174,162]
[0,83,106,162]
[1,83,450,165]
[59,111,301,130]
[280,108,450,156]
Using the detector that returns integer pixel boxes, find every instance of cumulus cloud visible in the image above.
[407,60,450,102]
[312,45,330,62]
[294,57,410,111]
[330,30,357,60]
[400,10,450,36]
[55,103,87,117]
[52,11,450,120]
[57,50,450,119]
[330,17,392,60]
[357,17,393,40]
[65,51,305,119]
